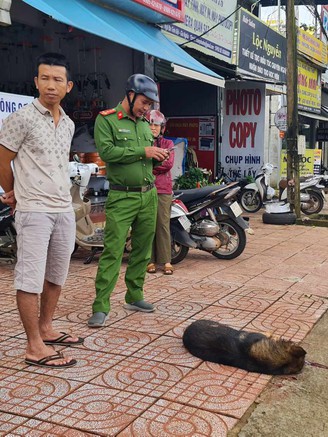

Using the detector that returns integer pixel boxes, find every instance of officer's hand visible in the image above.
[145,147,169,161]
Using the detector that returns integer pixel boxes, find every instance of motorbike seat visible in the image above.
[174,183,237,204]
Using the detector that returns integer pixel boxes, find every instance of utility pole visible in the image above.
[286,0,301,217]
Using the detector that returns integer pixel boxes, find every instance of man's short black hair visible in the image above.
[36,52,71,80]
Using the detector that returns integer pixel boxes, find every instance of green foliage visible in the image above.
[174,167,208,189]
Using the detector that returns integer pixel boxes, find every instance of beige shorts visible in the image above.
[14,211,75,293]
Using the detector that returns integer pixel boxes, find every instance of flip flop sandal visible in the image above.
[163,265,173,275]
[25,352,77,368]
[147,263,157,273]
[44,332,84,346]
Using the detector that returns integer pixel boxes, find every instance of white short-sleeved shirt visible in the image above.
[0,99,75,212]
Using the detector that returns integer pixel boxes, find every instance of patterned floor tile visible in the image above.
[84,328,158,356]
[0,291,16,311]
[92,356,191,397]
[0,370,81,416]
[117,399,238,437]
[0,412,28,435]
[0,337,29,371]
[244,275,295,291]
[23,349,124,382]
[152,299,206,318]
[55,302,131,326]
[132,335,201,368]
[0,311,25,337]
[35,385,156,436]
[246,312,312,342]
[259,292,328,323]
[216,286,286,312]
[0,279,15,292]
[166,281,239,305]
[111,312,189,335]
[163,366,270,419]
[192,306,259,329]
[8,418,97,436]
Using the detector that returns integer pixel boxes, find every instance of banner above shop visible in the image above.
[297,27,328,68]
[93,0,185,24]
[162,0,237,64]
[298,59,321,114]
[23,0,224,87]
[236,8,287,84]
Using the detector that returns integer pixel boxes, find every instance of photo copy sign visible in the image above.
[221,81,265,179]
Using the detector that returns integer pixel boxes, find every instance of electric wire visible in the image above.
[179,5,242,48]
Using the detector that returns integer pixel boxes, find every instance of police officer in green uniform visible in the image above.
[88,74,170,327]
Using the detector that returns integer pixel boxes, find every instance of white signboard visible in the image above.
[0,92,34,193]
[0,91,34,129]
[162,0,237,64]
[221,81,265,179]
[274,106,287,132]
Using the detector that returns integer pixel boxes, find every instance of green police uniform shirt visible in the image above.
[94,103,155,186]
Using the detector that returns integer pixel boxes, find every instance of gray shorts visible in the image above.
[14,211,75,293]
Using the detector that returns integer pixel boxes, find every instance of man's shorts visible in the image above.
[14,211,75,293]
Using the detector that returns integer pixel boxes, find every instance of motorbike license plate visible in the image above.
[230,201,243,217]
[178,215,191,230]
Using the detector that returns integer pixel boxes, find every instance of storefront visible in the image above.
[0,0,225,186]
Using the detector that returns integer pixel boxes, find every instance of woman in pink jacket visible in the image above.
[146,110,175,275]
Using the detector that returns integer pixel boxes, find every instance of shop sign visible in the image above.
[297,27,327,67]
[221,81,265,179]
[0,91,33,129]
[321,6,328,43]
[162,0,236,63]
[280,149,322,177]
[236,9,287,83]
[316,127,328,141]
[297,59,321,114]
[274,106,287,132]
[133,0,185,22]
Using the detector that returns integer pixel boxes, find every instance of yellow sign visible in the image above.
[297,59,321,112]
[280,149,322,177]
[297,28,328,66]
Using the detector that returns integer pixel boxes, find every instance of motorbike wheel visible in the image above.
[240,189,262,213]
[212,219,246,260]
[301,191,324,215]
[171,240,189,264]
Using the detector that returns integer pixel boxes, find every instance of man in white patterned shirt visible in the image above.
[0,53,82,368]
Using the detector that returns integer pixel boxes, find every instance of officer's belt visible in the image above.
[110,183,155,193]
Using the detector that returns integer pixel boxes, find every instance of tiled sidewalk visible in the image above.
[1,212,328,436]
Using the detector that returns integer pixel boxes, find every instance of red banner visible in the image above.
[133,0,185,22]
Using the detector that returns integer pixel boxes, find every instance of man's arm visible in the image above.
[0,145,17,207]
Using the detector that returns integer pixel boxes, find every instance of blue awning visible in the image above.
[23,0,224,87]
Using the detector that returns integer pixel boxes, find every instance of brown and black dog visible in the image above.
[182,320,306,375]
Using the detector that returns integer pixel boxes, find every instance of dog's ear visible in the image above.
[290,345,306,358]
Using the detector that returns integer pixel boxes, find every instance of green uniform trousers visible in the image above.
[92,188,158,314]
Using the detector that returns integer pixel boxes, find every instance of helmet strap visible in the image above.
[127,92,137,117]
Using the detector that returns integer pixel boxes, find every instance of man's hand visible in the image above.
[0,190,16,209]
[145,146,169,161]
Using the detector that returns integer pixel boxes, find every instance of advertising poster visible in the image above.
[221,81,265,179]
[237,8,287,83]
[0,91,34,129]
[166,116,216,174]
[162,0,237,63]
[297,59,321,113]
[280,149,322,177]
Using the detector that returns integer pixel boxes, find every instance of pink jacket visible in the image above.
[153,137,174,194]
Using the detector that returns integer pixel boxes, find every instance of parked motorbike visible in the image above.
[240,163,326,215]
[0,203,16,263]
[170,183,248,264]
[69,160,107,264]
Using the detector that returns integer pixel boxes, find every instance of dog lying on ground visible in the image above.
[182,320,306,375]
